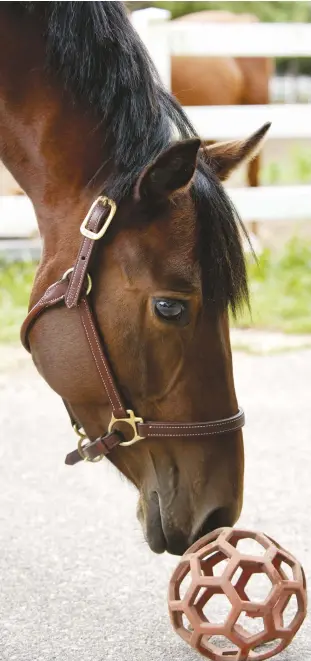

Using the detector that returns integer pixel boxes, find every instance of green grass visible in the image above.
[233,238,311,334]
[0,261,36,343]
[1,238,311,344]
[262,147,311,186]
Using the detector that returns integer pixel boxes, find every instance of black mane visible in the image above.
[21,1,194,196]
[18,1,248,313]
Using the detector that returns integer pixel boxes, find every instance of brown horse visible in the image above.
[0,2,268,556]
[172,10,273,188]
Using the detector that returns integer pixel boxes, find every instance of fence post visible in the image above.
[131,8,171,90]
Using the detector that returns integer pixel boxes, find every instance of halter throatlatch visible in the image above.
[21,196,245,465]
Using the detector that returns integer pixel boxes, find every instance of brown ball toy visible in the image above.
[168,528,307,661]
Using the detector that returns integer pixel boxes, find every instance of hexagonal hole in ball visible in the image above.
[230,566,244,587]
[201,592,233,624]
[235,537,266,557]
[272,552,295,581]
[282,593,299,628]
[179,570,192,600]
[234,611,266,639]
[244,572,273,603]
[200,550,231,578]
[201,635,240,658]
[279,561,295,581]
[251,639,284,658]
[182,613,193,632]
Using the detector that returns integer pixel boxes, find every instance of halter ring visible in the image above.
[61,267,92,295]
[108,409,145,447]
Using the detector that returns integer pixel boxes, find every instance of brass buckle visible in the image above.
[73,424,103,463]
[61,267,92,295]
[80,196,117,241]
[108,409,145,447]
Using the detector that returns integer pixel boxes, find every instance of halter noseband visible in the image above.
[21,197,245,466]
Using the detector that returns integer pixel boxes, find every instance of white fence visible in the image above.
[0,196,37,239]
[1,184,311,243]
[182,105,311,141]
[132,9,311,224]
[168,21,311,57]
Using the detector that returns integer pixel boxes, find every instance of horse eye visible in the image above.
[153,298,189,325]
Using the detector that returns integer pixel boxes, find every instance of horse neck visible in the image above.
[0,6,110,265]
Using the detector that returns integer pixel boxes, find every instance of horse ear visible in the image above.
[200,123,271,181]
[135,138,201,202]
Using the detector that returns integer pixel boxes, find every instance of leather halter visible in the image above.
[21,196,245,466]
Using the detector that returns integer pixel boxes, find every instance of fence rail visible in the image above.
[169,22,311,58]
[183,105,311,140]
[0,196,37,239]
[1,185,311,245]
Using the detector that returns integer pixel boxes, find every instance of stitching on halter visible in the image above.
[79,300,123,413]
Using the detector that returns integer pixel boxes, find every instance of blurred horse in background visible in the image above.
[172,11,274,189]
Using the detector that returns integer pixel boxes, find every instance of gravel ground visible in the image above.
[0,349,310,661]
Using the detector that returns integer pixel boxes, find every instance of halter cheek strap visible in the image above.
[21,196,245,466]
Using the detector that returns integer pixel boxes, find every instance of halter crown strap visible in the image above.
[21,196,245,466]
[65,196,116,309]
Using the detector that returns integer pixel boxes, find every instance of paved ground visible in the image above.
[0,349,310,661]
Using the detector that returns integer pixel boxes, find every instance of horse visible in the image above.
[171,10,273,189]
[0,2,269,556]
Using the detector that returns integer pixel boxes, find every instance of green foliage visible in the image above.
[127,1,311,22]
[233,238,311,333]
[262,147,311,185]
[292,147,311,183]
[0,261,36,343]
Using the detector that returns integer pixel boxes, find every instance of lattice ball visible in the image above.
[168,528,307,661]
